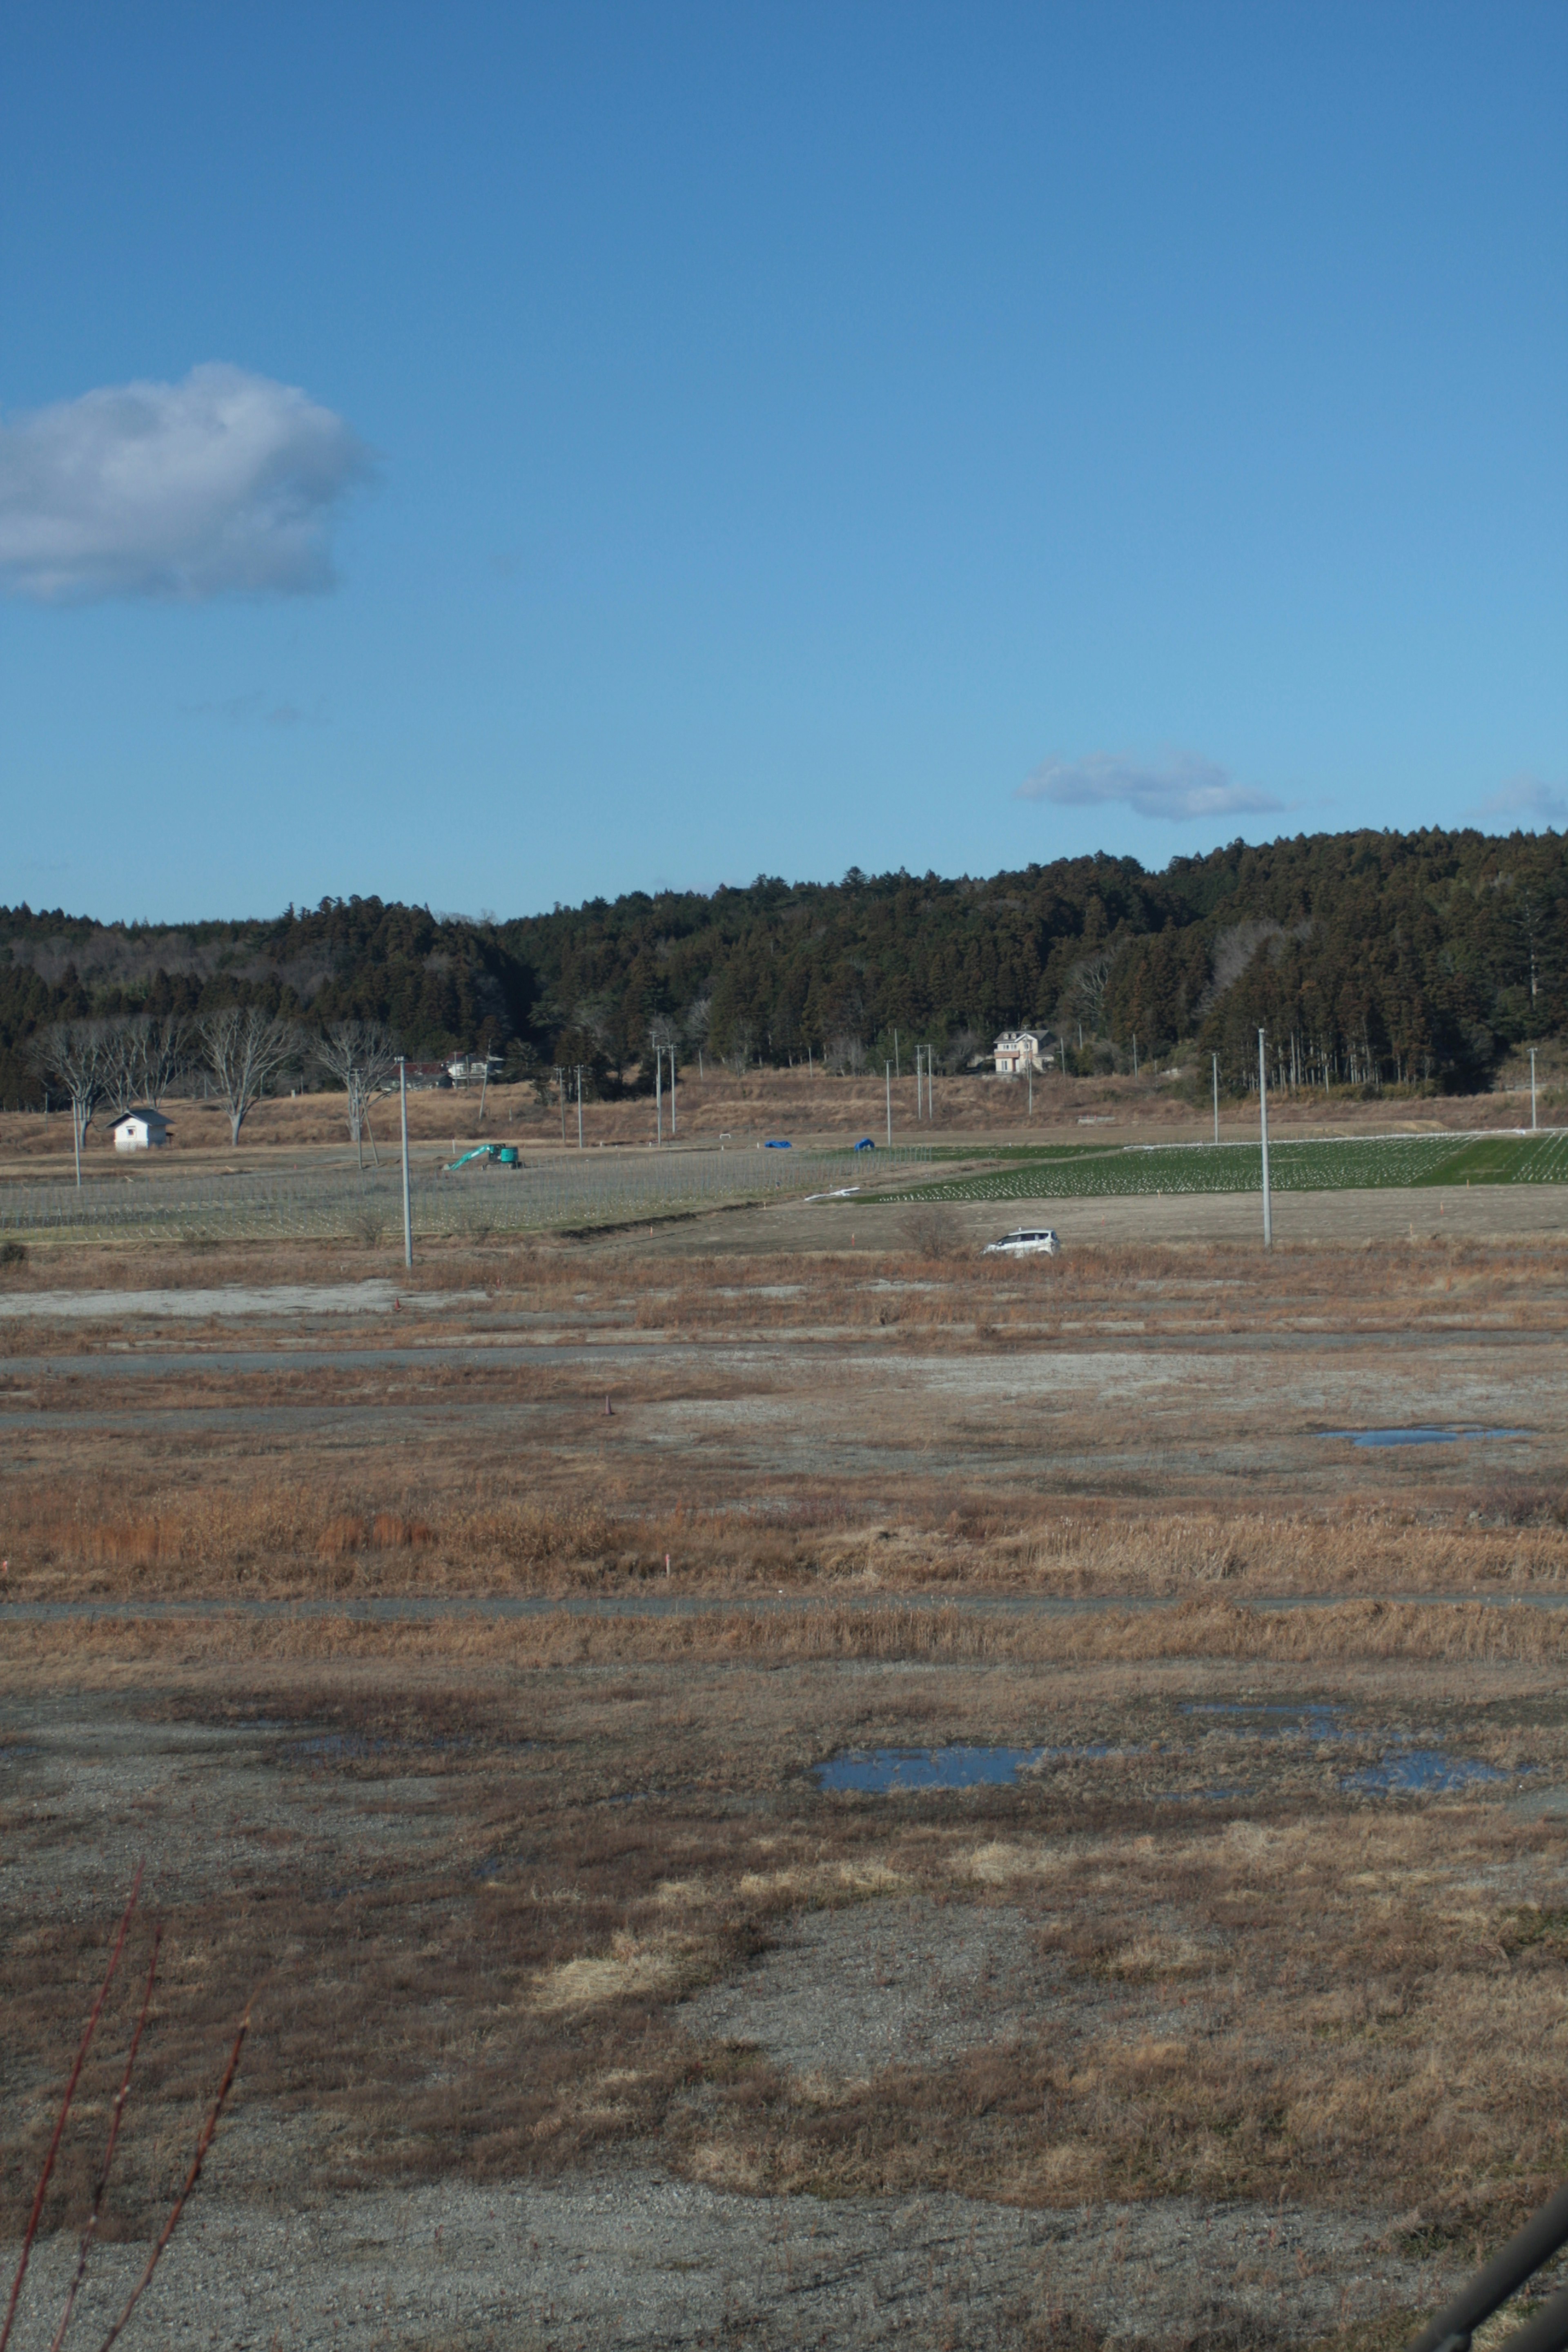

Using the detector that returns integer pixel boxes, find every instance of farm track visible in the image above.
[6,1588,1568,1622]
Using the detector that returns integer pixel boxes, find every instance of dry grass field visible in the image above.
[2,1194,1566,2347]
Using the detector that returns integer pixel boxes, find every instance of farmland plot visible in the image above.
[878,1129,1568,1207]
[0,1143,932,1245]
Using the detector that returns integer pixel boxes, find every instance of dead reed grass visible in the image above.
[6,1593,1568,1682]
[8,1470,1567,1605]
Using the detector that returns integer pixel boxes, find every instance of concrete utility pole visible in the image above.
[885,1062,893,1148]
[668,1046,676,1136]
[1212,1053,1220,1146]
[655,1040,662,1145]
[576,1066,584,1149]
[555,1067,567,1146]
[1027,1056,1033,1116]
[1258,1028,1272,1250]
[397,1058,413,1270]
[1530,1046,1538,1132]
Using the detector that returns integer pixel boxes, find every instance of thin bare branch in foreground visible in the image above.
[0,1863,143,2352]
[89,1999,252,2352]
[47,1928,162,2352]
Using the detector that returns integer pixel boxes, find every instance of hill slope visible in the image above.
[0,827,1561,1102]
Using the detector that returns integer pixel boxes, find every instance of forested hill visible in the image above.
[0,827,1562,1102]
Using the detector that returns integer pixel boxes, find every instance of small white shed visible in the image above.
[110,1108,172,1151]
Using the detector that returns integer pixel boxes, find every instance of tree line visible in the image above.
[28,1012,402,1183]
[1,825,1562,1107]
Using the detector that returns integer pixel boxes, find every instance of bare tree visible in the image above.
[938,1027,984,1074]
[99,1020,143,1118]
[824,1032,866,1075]
[198,1008,301,1145]
[131,1013,187,1107]
[313,1021,401,1167]
[28,1019,109,1188]
[683,994,713,1049]
[1059,950,1115,1042]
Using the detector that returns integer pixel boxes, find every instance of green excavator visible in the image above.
[443,1144,522,1171]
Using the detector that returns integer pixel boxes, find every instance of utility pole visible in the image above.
[555,1067,566,1146]
[1027,1055,1033,1117]
[668,1045,676,1136]
[654,1036,662,1145]
[1212,1053,1220,1147]
[1530,1046,1538,1132]
[576,1066,584,1149]
[885,1062,893,1148]
[1258,1028,1272,1250]
[893,1029,899,1079]
[397,1058,413,1270]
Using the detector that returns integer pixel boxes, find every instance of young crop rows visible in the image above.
[876,1129,1568,1207]
[0,1143,933,1246]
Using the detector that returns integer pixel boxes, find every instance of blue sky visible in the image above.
[2,0,1564,922]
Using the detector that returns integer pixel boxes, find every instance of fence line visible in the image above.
[0,1145,932,1245]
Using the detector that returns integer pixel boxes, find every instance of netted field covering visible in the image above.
[0,1144,931,1244]
[876,1129,1568,1206]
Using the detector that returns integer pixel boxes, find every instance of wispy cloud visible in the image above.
[188,689,330,729]
[0,363,371,602]
[1466,773,1568,831]
[1017,748,1284,823]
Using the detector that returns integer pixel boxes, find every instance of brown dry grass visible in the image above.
[7,1480,1568,1604]
[3,1218,1566,2334]
[2,1236,1566,1611]
[2,1634,1564,2273]
[7,1592,1568,1686]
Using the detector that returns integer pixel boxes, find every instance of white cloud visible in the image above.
[1466,774,1567,831]
[1017,749,1284,823]
[0,363,370,602]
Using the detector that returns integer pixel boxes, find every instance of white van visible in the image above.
[983,1227,1060,1257]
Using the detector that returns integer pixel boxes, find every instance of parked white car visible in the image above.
[983,1227,1060,1257]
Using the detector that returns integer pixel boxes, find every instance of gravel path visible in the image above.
[0,1282,482,1320]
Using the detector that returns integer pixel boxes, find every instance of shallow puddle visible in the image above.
[816,1741,1129,1791]
[1318,1426,1528,1448]
[817,1707,1511,1802]
[815,1744,1047,1791]
[1345,1748,1509,1795]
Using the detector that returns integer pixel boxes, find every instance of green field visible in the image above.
[875,1128,1568,1206]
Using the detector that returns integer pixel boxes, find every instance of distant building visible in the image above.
[445,1052,501,1085]
[992,1029,1054,1077]
[109,1108,172,1151]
